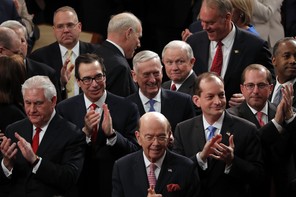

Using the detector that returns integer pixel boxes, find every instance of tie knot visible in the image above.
[257,111,263,118]
[89,103,97,110]
[150,163,156,171]
[217,41,223,47]
[148,99,156,112]
[67,50,72,57]
[171,83,177,91]
[35,127,42,133]
[207,126,217,140]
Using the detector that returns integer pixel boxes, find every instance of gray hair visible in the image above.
[161,40,194,60]
[133,50,161,73]
[0,20,28,39]
[22,76,57,101]
[108,12,141,34]
[0,27,18,50]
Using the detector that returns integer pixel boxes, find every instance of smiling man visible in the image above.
[56,53,140,197]
[112,112,200,197]
[186,0,274,108]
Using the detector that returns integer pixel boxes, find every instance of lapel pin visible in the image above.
[226,131,231,136]
[234,50,239,54]
[168,168,172,172]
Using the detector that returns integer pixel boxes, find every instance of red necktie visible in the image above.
[171,83,176,91]
[89,103,98,142]
[257,112,265,127]
[210,41,223,76]
[148,163,157,187]
[32,127,41,153]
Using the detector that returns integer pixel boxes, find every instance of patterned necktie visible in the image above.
[89,103,98,142]
[257,111,265,127]
[148,163,157,187]
[148,99,156,112]
[207,126,217,141]
[171,83,177,91]
[65,50,75,98]
[273,85,282,105]
[32,127,41,153]
[210,41,223,76]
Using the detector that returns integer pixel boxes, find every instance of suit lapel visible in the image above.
[155,151,174,193]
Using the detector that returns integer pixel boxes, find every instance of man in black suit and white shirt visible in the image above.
[127,50,196,134]
[29,6,98,99]
[186,0,274,107]
[173,72,264,197]
[0,76,86,197]
[112,112,200,197]
[56,53,140,197]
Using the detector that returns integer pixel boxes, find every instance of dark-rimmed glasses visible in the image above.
[79,74,105,85]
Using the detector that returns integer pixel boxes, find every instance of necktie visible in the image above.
[210,41,223,76]
[273,85,282,105]
[32,127,41,153]
[89,103,98,142]
[257,111,265,127]
[148,99,156,112]
[207,126,217,141]
[148,163,157,187]
[65,50,75,98]
[171,83,177,91]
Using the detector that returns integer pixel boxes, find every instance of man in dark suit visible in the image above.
[228,64,296,197]
[127,50,195,133]
[161,40,197,96]
[0,0,21,24]
[186,0,274,107]
[112,112,200,197]
[173,72,264,197]
[93,12,140,97]
[270,37,296,108]
[56,53,140,197]
[29,6,98,100]
[0,76,86,197]
[1,20,62,102]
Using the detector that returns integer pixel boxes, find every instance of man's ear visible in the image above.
[192,95,201,108]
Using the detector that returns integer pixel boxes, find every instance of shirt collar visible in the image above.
[59,41,80,58]
[202,112,225,131]
[33,110,56,132]
[143,150,166,169]
[106,39,125,57]
[84,90,107,109]
[247,102,268,115]
[139,89,161,105]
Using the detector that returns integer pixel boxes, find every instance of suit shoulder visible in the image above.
[162,80,171,89]
[228,112,257,128]
[168,150,195,166]
[162,89,191,99]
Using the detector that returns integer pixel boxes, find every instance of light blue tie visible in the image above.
[207,126,217,141]
[148,99,156,112]
[273,85,282,105]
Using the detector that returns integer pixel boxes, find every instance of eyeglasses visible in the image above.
[243,83,270,90]
[143,135,168,143]
[79,74,105,85]
[54,22,79,31]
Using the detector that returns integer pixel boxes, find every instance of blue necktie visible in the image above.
[148,99,156,112]
[207,126,217,141]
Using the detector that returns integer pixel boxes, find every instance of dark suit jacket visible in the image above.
[0,103,25,133]
[112,149,200,197]
[227,101,276,129]
[56,92,140,197]
[186,27,275,106]
[270,82,296,109]
[127,89,196,133]
[173,111,264,197]
[94,40,137,97]
[29,41,99,99]
[0,113,86,197]
[26,58,62,102]
[162,72,197,96]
